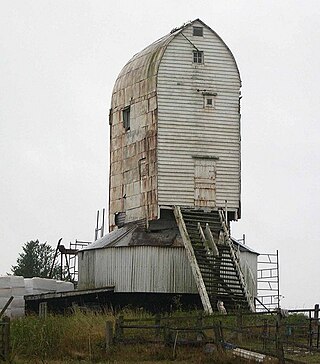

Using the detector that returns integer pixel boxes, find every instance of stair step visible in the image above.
[175,207,253,312]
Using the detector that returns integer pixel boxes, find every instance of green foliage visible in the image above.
[11,240,60,278]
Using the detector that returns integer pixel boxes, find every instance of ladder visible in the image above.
[174,206,255,313]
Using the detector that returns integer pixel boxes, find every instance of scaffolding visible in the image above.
[50,239,90,285]
[256,250,280,311]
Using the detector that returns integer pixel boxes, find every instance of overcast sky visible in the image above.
[1,0,319,309]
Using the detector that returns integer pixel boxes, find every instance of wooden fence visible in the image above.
[111,306,320,363]
[0,317,10,361]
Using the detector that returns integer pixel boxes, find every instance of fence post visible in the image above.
[315,304,320,349]
[105,321,113,352]
[196,312,204,341]
[163,325,172,346]
[3,317,10,361]
[313,304,320,349]
[276,310,285,364]
[155,314,161,338]
[213,321,224,353]
[236,310,243,344]
[115,315,124,342]
[262,319,268,351]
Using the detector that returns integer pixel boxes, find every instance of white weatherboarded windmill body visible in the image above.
[78,19,258,313]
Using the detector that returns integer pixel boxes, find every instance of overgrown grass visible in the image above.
[7,309,320,363]
[11,309,115,361]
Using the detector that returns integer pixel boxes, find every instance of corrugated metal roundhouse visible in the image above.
[79,19,258,313]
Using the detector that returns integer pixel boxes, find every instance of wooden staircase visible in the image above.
[174,206,255,314]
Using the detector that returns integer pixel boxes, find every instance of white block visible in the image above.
[0,275,24,289]
[11,287,26,296]
[10,296,25,309]
[24,277,57,292]
[56,281,74,292]
[0,288,12,297]
[0,287,25,298]
[26,289,51,295]
[24,287,33,295]
[0,296,24,309]
[0,297,13,309]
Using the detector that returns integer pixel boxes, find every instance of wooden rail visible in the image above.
[112,307,320,363]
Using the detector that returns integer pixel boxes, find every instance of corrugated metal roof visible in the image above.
[80,223,183,251]
[231,237,259,255]
[81,223,257,255]
[81,224,136,250]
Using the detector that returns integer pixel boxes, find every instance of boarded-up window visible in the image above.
[139,158,148,178]
[193,27,203,36]
[115,211,126,227]
[194,159,216,207]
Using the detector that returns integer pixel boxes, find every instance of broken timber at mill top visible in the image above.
[78,19,269,314]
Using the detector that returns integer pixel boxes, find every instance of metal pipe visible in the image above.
[95,210,100,241]
[276,250,280,309]
[101,208,105,237]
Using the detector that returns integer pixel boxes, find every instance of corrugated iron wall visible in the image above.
[78,246,198,294]
[157,20,241,211]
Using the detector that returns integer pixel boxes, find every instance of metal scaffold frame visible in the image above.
[256,250,280,311]
[50,239,90,285]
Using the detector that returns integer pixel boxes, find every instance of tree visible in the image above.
[11,240,61,279]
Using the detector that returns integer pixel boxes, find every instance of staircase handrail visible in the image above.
[174,206,213,314]
[218,209,255,312]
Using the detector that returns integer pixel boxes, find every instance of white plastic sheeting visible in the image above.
[0,276,25,318]
[0,276,74,318]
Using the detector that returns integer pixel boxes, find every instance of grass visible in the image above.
[5,309,320,363]
[10,309,114,362]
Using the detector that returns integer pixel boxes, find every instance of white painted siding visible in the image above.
[78,246,198,294]
[239,251,258,298]
[157,21,241,210]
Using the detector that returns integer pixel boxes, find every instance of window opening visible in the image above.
[193,27,203,36]
[193,50,203,64]
[206,98,213,106]
[203,92,217,109]
[122,106,130,131]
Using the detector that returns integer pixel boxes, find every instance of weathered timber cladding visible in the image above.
[109,19,241,230]
[78,246,198,294]
[109,35,174,230]
[157,20,241,209]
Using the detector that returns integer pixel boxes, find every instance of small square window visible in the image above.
[193,51,203,64]
[193,27,203,36]
[204,95,215,109]
[122,106,130,131]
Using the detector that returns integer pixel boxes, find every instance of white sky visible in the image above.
[1,0,319,309]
